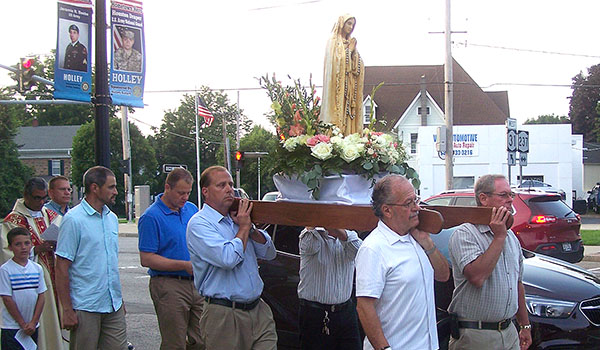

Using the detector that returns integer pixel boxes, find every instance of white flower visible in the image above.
[310,142,333,160]
[340,143,361,163]
[283,137,299,151]
[330,136,344,147]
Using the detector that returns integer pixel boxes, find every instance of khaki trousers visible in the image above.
[149,276,204,350]
[200,298,277,350]
[449,324,519,350]
[69,306,127,350]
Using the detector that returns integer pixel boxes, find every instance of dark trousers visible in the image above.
[1,328,39,350]
[298,300,361,350]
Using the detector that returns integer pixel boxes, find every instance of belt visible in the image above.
[299,298,352,313]
[205,296,260,311]
[458,319,513,331]
[152,274,193,281]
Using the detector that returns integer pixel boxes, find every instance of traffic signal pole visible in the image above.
[95,0,111,167]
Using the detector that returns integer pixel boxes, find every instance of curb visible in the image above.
[583,254,600,263]
[119,232,138,238]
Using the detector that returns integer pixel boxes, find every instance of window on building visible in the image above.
[417,106,430,115]
[453,176,475,189]
[410,133,418,154]
[49,160,64,176]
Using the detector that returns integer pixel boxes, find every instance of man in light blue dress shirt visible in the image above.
[187,166,277,350]
[45,175,72,216]
[56,166,128,350]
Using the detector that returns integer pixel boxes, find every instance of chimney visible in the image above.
[32,117,39,127]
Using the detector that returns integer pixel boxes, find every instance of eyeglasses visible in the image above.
[487,192,515,199]
[32,195,48,201]
[55,187,73,193]
[386,196,421,208]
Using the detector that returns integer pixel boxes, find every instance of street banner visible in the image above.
[110,0,145,107]
[54,0,93,102]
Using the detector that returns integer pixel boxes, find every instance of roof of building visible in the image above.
[14,125,81,151]
[363,59,509,129]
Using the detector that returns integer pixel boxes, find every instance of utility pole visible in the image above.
[120,107,133,222]
[95,0,110,167]
[236,91,241,188]
[444,0,454,190]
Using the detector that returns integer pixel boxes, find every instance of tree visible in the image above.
[149,87,251,204]
[569,63,600,142]
[71,118,157,217]
[237,126,279,199]
[0,96,32,217]
[524,114,570,124]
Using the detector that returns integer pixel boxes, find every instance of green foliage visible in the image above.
[237,126,279,199]
[524,114,570,125]
[569,64,600,142]
[148,88,251,204]
[71,118,157,216]
[0,97,32,217]
[581,230,600,246]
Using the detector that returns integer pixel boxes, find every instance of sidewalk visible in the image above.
[119,222,138,237]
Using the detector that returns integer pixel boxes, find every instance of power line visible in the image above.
[466,42,600,59]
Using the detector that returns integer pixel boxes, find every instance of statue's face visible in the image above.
[343,18,355,36]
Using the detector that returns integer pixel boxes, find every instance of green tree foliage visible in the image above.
[71,118,157,216]
[0,97,32,217]
[524,114,570,124]
[149,87,251,204]
[237,126,279,199]
[569,63,600,142]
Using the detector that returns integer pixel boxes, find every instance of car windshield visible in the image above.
[527,196,576,218]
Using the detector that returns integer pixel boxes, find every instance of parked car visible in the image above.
[587,183,600,213]
[423,189,583,263]
[516,180,566,200]
[261,191,280,201]
[259,224,600,350]
[233,187,250,199]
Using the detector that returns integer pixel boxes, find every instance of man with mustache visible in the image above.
[56,166,128,349]
[187,166,277,350]
[356,174,450,350]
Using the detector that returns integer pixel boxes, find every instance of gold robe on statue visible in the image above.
[320,14,365,136]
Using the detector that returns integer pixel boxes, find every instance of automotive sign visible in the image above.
[433,133,479,157]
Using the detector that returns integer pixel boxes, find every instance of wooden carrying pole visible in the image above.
[231,199,513,233]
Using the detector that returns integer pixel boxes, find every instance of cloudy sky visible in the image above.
[2,0,599,135]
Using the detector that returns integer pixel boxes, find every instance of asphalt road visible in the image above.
[119,236,161,349]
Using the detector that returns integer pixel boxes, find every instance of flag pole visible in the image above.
[195,93,202,206]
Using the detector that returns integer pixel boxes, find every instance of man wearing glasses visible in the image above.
[45,175,73,216]
[356,174,450,350]
[1,177,65,349]
[448,174,531,350]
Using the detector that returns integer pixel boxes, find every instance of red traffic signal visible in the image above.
[19,57,35,91]
[21,58,33,69]
[235,151,244,169]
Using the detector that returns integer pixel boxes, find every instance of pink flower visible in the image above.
[306,134,330,147]
[372,132,383,136]
[294,110,302,122]
[372,153,378,158]
[292,103,296,110]
[289,123,305,136]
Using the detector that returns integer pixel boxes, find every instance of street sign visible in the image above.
[519,152,528,166]
[506,117,517,131]
[508,151,516,166]
[507,129,517,152]
[518,130,529,153]
[162,163,188,173]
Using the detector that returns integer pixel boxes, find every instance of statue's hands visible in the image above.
[349,38,357,52]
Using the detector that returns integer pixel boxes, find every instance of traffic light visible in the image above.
[235,150,244,169]
[19,58,35,91]
[119,158,131,174]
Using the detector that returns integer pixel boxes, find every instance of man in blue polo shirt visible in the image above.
[138,168,203,350]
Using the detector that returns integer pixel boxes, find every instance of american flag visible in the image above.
[197,97,214,127]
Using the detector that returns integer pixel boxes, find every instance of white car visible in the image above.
[261,191,280,201]
[515,180,566,200]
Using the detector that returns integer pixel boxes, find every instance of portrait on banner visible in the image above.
[113,25,143,73]
[58,19,90,72]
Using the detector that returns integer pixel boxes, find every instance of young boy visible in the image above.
[0,227,46,350]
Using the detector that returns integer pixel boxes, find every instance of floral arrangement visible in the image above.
[259,74,419,199]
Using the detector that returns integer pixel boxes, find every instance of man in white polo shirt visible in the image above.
[356,174,450,350]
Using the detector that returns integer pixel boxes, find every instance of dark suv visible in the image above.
[259,224,600,350]
[424,190,583,263]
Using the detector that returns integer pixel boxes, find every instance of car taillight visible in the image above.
[576,213,581,222]
[530,215,557,224]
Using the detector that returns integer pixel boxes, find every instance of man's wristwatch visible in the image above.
[520,324,532,330]
[250,223,258,234]
[380,346,392,350]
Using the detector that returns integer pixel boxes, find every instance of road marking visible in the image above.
[119,265,143,269]
[587,267,600,272]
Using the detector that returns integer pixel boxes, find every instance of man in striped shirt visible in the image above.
[297,227,362,350]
